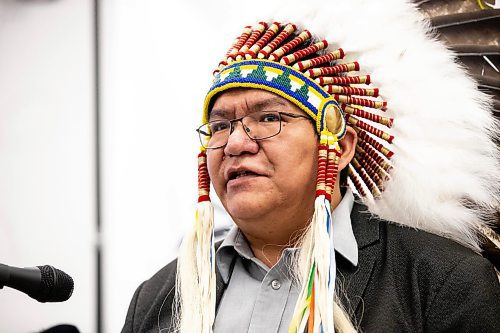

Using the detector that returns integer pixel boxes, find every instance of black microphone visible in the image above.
[0,264,74,302]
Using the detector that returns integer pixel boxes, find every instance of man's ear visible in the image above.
[338,126,357,170]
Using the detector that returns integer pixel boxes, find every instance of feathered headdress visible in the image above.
[175,0,500,332]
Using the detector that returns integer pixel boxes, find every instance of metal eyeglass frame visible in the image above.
[196,111,311,149]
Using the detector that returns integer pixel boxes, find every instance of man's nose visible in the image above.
[223,121,259,156]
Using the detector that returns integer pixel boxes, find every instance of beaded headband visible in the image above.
[204,59,346,137]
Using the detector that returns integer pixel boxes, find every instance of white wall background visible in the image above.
[1,0,265,332]
[0,0,95,332]
[100,1,242,331]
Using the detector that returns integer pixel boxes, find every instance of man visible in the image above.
[123,0,500,332]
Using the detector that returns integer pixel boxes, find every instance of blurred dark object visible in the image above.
[416,2,500,116]
[40,324,80,333]
[480,225,500,272]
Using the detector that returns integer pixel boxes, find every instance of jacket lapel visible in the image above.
[215,267,226,308]
[338,200,381,314]
[215,240,233,309]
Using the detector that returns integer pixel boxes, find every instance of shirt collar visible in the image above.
[216,190,359,283]
[216,227,252,284]
[331,189,358,266]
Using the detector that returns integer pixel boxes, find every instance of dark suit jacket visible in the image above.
[122,202,500,332]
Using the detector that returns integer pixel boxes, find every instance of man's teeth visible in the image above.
[235,171,254,179]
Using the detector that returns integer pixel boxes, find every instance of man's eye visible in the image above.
[259,113,280,122]
[209,121,230,133]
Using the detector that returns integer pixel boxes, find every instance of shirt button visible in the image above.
[271,279,281,290]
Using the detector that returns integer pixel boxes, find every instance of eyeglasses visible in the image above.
[196,111,311,149]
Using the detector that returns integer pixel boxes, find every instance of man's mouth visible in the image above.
[228,170,258,181]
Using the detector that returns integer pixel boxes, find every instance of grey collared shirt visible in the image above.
[213,190,358,333]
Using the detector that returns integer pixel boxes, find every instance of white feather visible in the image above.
[231,0,500,250]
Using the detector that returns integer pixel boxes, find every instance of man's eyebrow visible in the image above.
[209,109,228,119]
[250,97,287,111]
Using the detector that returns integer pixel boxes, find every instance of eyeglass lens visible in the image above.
[199,111,282,149]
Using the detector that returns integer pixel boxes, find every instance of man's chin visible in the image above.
[225,197,269,221]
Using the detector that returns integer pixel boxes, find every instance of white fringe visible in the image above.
[174,200,216,333]
[291,196,336,333]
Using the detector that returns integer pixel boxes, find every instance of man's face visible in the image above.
[206,89,318,227]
